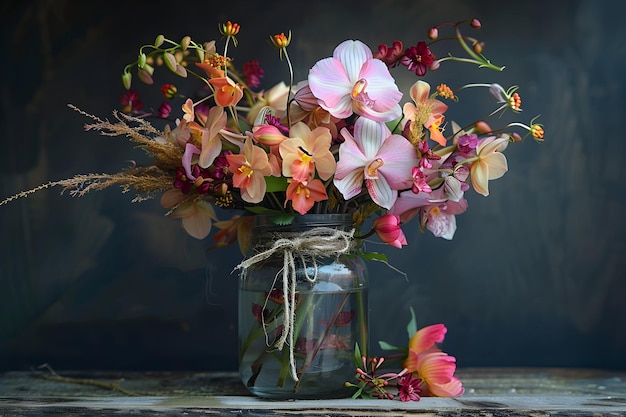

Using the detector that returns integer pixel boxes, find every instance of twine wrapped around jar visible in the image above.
[235,226,355,382]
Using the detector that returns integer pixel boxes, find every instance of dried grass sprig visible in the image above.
[2,105,182,207]
[1,166,175,207]
[69,104,186,172]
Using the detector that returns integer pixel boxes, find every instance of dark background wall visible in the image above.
[1,0,625,372]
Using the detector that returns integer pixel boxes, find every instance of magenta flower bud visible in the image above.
[471,18,481,29]
[428,27,439,40]
[372,214,408,248]
[158,101,172,118]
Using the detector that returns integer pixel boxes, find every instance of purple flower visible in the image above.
[398,373,422,402]
[400,42,435,76]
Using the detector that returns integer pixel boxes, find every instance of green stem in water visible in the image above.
[293,292,351,392]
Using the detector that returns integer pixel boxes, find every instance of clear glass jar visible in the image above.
[238,214,369,399]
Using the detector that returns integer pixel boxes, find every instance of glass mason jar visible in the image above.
[237,214,369,399]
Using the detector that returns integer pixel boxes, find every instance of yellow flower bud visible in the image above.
[220,21,240,37]
[270,32,291,49]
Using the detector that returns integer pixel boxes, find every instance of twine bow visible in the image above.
[235,226,355,382]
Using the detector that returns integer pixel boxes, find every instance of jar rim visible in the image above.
[252,213,354,233]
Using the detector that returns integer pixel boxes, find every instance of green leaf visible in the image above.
[244,206,282,215]
[406,306,417,339]
[378,340,399,351]
[265,175,288,193]
[358,251,388,263]
[351,386,365,399]
[354,342,362,367]
[270,214,295,226]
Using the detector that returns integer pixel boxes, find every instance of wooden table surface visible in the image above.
[1,367,625,416]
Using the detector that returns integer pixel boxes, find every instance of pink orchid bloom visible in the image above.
[160,188,217,239]
[390,188,468,240]
[226,139,272,203]
[198,106,227,168]
[411,350,464,397]
[308,40,402,122]
[208,76,244,107]
[403,323,464,398]
[285,179,328,215]
[279,122,336,183]
[372,214,408,248]
[408,323,447,354]
[470,135,509,196]
[402,80,448,146]
[334,117,418,209]
[182,142,201,180]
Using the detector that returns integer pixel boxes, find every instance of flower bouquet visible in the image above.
[1,18,543,400]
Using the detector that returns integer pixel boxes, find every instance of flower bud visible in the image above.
[158,101,172,118]
[427,27,439,40]
[174,64,187,78]
[219,21,240,37]
[472,41,484,54]
[372,214,407,249]
[429,60,440,71]
[137,69,153,85]
[474,120,492,134]
[471,18,481,29]
[154,34,164,48]
[122,71,132,90]
[138,52,147,69]
[196,48,204,63]
[270,32,291,49]
[181,35,191,51]
[252,125,288,146]
[163,52,177,73]
[161,83,178,99]
[531,124,544,141]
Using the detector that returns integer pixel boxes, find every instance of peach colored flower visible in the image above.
[402,80,448,146]
[279,122,335,183]
[470,135,509,196]
[226,139,272,203]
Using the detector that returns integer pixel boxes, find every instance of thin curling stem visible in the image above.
[283,48,294,129]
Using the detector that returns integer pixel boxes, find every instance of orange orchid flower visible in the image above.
[208,77,244,107]
[285,179,328,215]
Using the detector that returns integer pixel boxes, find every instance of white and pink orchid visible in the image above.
[334,117,418,209]
[308,40,403,122]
